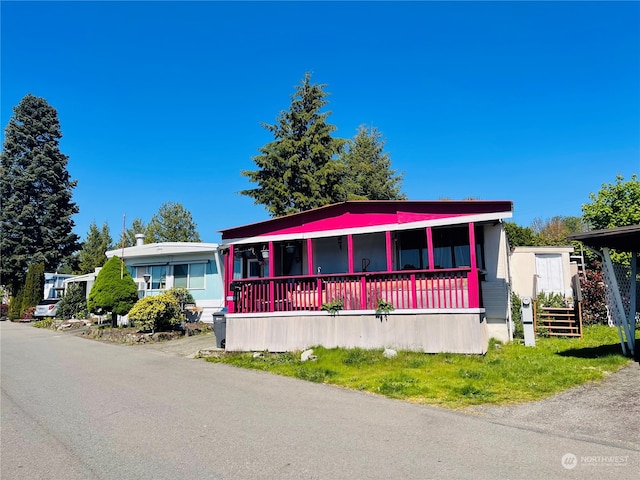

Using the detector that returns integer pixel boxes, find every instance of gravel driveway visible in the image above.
[466,363,640,450]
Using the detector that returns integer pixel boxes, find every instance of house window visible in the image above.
[396,230,428,270]
[137,265,167,290]
[174,263,206,289]
[432,226,484,269]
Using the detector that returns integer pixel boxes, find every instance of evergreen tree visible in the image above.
[339,125,406,201]
[21,262,45,313]
[77,221,112,274]
[121,218,147,247]
[57,282,87,320]
[145,202,201,243]
[0,94,80,293]
[87,256,138,327]
[241,73,345,217]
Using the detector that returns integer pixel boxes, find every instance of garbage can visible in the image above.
[212,311,226,349]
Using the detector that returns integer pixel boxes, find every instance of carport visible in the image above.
[570,225,640,357]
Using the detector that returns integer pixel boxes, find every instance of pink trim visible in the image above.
[220,200,513,240]
[347,235,354,274]
[426,227,434,269]
[385,231,393,271]
[307,238,313,275]
[467,223,479,308]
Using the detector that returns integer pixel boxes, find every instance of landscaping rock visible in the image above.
[383,348,397,359]
[253,352,265,358]
[301,349,317,361]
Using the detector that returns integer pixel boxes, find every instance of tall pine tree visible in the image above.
[241,73,345,217]
[339,125,406,201]
[1,94,79,293]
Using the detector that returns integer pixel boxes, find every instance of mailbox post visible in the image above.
[521,296,535,346]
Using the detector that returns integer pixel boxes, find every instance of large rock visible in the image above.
[383,348,397,359]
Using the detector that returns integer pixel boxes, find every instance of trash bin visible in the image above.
[212,311,226,349]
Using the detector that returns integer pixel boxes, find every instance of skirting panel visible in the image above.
[225,312,488,354]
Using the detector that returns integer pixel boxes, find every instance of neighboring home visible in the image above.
[62,268,100,300]
[219,200,514,354]
[105,235,225,322]
[509,246,579,301]
[43,273,73,299]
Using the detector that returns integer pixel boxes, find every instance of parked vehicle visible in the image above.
[34,299,60,318]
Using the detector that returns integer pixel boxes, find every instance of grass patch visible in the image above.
[203,325,631,409]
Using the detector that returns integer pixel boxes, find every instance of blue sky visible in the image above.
[2,1,639,243]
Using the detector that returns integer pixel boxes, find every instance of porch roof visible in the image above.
[220,200,513,242]
[568,225,640,253]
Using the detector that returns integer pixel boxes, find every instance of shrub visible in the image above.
[88,256,138,327]
[21,306,35,321]
[57,282,87,320]
[127,292,182,333]
[536,292,565,308]
[511,292,523,339]
[581,264,608,325]
[8,289,23,320]
[21,263,45,314]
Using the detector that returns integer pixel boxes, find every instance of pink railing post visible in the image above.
[360,276,367,310]
[411,274,417,309]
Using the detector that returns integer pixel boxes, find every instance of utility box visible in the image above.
[521,296,535,347]
[212,311,226,349]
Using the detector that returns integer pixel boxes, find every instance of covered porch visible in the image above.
[220,201,513,353]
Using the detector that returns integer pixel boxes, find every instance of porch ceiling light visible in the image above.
[285,243,296,254]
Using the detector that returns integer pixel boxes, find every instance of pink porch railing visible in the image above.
[232,269,478,314]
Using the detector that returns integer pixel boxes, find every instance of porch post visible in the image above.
[268,242,275,311]
[227,246,236,313]
[307,238,313,275]
[385,231,393,271]
[426,227,434,269]
[348,234,354,274]
[467,223,479,308]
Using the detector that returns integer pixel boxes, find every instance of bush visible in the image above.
[127,292,182,333]
[21,306,35,321]
[511,292,523,339]
[581,264,608,325]
[8,288,24,320]
[57,282,87,320]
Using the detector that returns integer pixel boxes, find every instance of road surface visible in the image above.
[1,322,637,479]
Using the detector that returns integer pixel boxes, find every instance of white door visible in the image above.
[535,254,564,295]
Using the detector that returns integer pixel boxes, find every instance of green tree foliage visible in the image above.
[531,215,587,246]
[128,291,181,333]
[121,218,147,247]
[21,262,45,313]
[8,288,24,320]
[582,174,640,230]
[580,261,609,325]
[503,222,540,248]
[57,282,87,320]
[87,256,138,327]
[0,94,80,293]
[145,202,201,243]
[76,221,112,274]
[339,125,406,201]
[241,73,346,217]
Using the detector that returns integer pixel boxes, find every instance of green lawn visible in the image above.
[203,325,631,409]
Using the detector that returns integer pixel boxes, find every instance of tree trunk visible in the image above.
[111,312,117,328]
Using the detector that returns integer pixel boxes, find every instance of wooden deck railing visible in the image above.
[231,269,477,314]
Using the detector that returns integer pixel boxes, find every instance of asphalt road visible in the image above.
[1,321,638,480]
